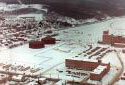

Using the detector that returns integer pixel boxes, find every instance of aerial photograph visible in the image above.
[0,0,125,85]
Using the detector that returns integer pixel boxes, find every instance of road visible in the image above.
[109,51,124,85]
[109,21,124,85]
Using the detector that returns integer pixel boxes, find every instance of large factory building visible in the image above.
[65,58,110,81]
[29,41,45,49]
[42,36,56,44]
[90,64,110,81]
[29,36,56,49]
[102,30,125,47]
[65,58,101,71]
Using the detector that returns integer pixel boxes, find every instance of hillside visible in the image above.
[1,0,125,19]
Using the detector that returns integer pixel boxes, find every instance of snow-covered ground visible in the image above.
[102,51,121,67]
[116,52,125,85]
[0,9,125,84]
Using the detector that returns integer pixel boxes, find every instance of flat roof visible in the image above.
[66,58,98,63]
[91,65,107,74]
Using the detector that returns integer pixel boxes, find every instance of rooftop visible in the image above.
[66,58,99,63]
[91,65,107,74]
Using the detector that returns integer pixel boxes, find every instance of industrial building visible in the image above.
[42,36,56,44]
[102,30,125,47]
[65,58,102,71]
[65,58,110,81]
[29,41,45,49]
[90,64,110,81]
[29,36,56,49]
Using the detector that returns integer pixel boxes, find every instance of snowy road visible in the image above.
[110,51,124,85]
[116,51,125,85]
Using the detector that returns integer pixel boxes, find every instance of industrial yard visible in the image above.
[0,2,125,85]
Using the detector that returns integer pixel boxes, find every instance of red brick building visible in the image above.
[102,30,125,47]
[65,58,110,81]
[103,31,112,44]
[29,41,45,49]
[90,63,110,81]
[42,36,56,44]
[65,59,102,71]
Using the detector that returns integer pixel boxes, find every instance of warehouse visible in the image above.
[65,58,110,81]
[42,36,56,44]
[102,30,125,47]
[29,41,45,49]
[65,58,102,71]
[90,63,110,81]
